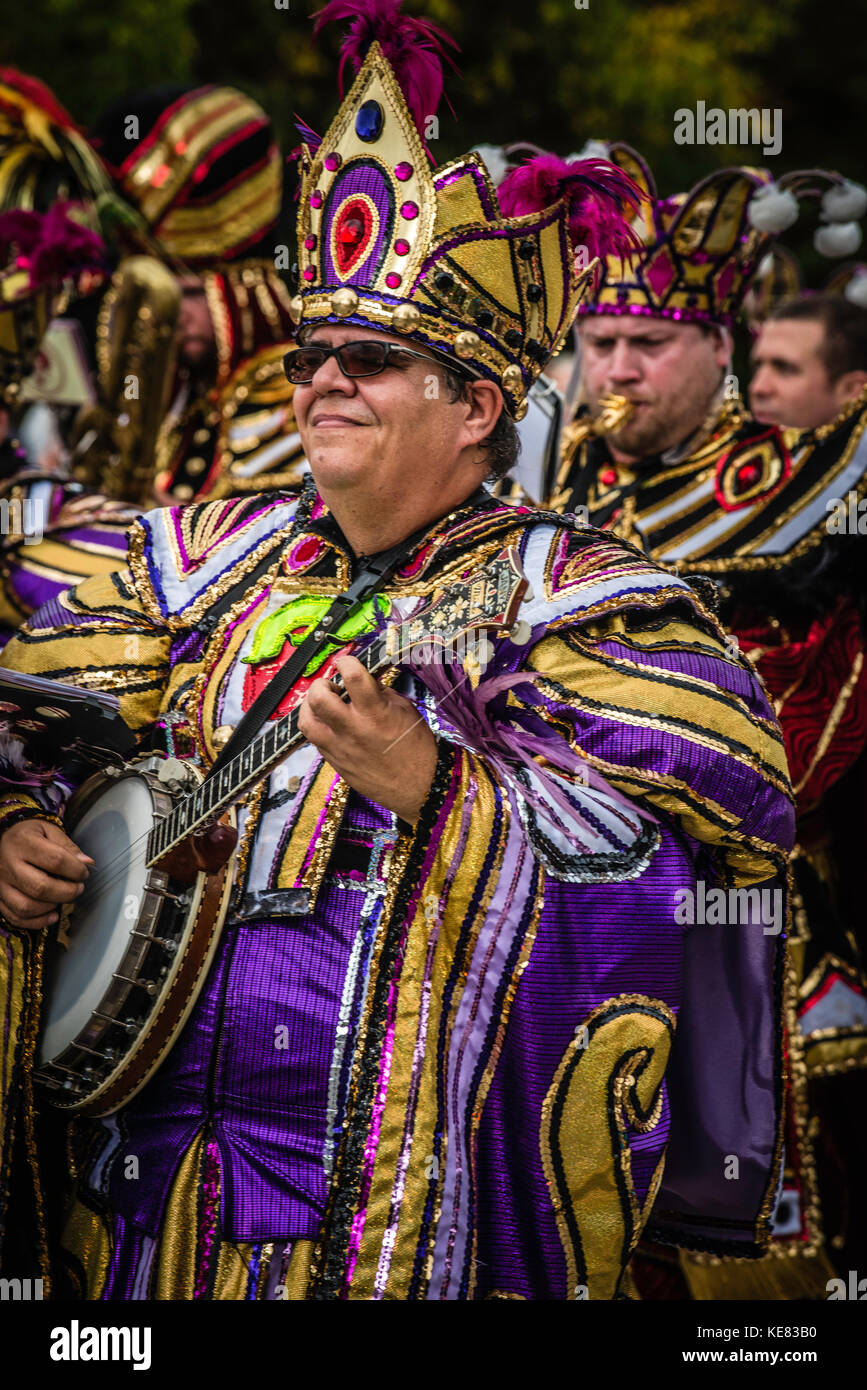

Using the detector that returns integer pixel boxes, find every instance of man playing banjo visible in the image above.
[0,8,794,1300]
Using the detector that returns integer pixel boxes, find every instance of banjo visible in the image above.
[33,546,529,1114]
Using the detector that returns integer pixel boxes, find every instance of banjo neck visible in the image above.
[146,630,392,868]
[146,545,528,869]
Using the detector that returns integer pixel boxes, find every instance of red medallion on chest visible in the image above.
[241,641,342,720]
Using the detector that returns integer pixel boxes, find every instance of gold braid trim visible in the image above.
[124,522,164,626]
[20,930,52,1294]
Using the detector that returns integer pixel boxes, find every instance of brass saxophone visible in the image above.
[546,393,635,511]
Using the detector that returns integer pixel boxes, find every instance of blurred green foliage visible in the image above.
[2,0,863,195]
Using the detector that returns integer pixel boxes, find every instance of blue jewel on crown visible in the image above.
[355,99,384,142]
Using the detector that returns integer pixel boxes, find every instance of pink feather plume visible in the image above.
[0,204,105,287]
[498,154,644,263]
[312,0,459,142]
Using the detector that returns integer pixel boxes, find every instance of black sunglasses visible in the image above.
[283,339,454,384]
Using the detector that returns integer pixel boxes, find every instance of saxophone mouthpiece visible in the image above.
[593,394,636,435]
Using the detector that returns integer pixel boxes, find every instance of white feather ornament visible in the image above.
[573,140,611,162]
[747,184,799,233]
[472,144,511,188]
[844,272,867,308]
[814,222,863,257]
[821,180,867,223]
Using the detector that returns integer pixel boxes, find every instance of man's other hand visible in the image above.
[0,820,93,929]
[298,654,438,825]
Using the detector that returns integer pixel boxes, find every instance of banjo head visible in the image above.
[34,761,235,1114]
[38,774,155,1065]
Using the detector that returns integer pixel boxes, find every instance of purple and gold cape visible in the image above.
[0,482,794,1299]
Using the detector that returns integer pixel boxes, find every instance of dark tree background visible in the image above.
[2,0,863,214]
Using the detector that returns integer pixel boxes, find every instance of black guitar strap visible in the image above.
[204,516,437,782]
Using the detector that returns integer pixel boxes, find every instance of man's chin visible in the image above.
[306,444,374,490]
[610,421,668,459]
[179,345,216,372]
[750,403,784,426]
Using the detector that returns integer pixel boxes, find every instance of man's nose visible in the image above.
[607,340,642,382]
[310,350,355,395]
[750,365,772,398]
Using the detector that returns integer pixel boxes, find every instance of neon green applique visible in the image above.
[242,592,392,676]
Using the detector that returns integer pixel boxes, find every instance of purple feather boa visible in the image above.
[409,651,657,854]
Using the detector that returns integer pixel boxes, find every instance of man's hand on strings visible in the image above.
[298,653,438,825]
[0,820,92,929]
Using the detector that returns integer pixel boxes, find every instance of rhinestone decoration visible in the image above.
[400,200,419,220]
[324,152,342,171]
[385,272,402,289]
[394,238,410,255]
[394,162,413,181]
[355,99,384,142]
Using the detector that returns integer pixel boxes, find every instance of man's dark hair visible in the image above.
[767,294,867,381]
[440,364,521,480]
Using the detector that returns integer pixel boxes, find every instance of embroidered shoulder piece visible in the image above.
[521,520,715,635]
[574,397,867,575]
[128,492,300,626]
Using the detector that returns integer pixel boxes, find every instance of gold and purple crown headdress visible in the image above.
[289,1,641,418]
[580,141,867,329]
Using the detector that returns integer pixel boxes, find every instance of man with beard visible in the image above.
[551,142,867,1298]
[91,84,305,507]
[0,69,180,640]
[0,77,305,642]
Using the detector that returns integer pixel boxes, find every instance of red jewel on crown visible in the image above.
[334,197,375,275]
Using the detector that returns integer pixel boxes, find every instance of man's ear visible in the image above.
[461,378,504,448]
[711,324,733,372]
[835,369,867,407]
